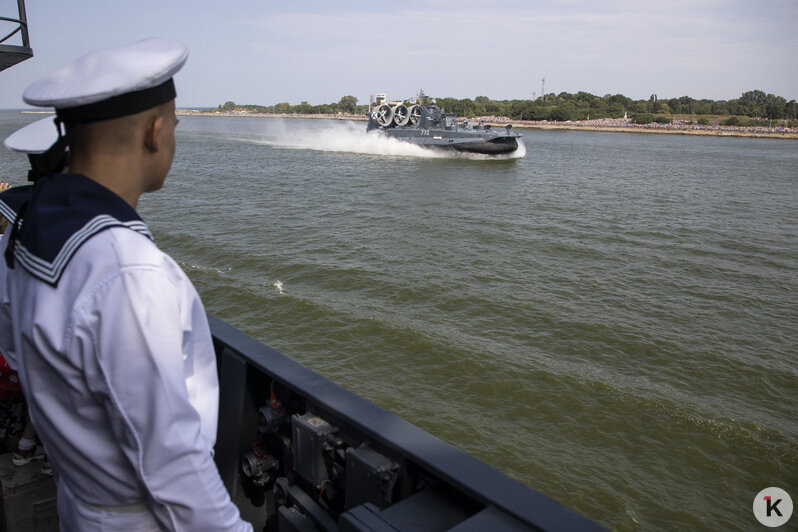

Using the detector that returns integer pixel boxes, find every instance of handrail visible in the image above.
[0,26,23,45]
[0,0,33,71]
[0,1,30,47]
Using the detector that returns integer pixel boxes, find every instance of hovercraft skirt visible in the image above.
[450,137,519,155]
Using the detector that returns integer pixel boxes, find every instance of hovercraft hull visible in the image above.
[448,136,519,154]
[381,128,520,154]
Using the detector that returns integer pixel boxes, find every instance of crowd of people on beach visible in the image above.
[474,115,798,135]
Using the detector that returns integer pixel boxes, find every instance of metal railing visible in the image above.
[0,0,33,71]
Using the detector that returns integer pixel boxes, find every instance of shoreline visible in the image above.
[176,110,798,140]
[20,109,797,140]
[500,117,798,140]
[518,122,798,139]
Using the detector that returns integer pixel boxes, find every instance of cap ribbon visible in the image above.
[4,200,28,268]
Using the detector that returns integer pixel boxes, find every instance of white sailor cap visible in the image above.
[23,38,188,124]
[20,38,187,180]
[3,117,60,154]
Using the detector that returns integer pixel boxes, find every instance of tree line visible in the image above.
[217,95,361,116]
[218,90,797,126]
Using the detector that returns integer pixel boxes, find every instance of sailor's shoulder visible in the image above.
[78,225,163,268]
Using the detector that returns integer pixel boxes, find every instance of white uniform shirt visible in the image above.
[1,184,32,371]
[5,211,250,530]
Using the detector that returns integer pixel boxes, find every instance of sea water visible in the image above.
[1,111,795,530]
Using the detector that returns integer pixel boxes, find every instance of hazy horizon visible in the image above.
[1,1,796,109]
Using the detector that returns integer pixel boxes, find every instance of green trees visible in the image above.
[214,97,369,116]
[337,95,358,114]
[214,90,795,125]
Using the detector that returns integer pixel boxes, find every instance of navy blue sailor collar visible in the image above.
[0,184,33,223]
[11,173,153,286]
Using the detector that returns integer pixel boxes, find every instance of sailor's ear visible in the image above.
[144,115,165,152]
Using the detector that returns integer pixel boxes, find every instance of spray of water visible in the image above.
[245,119,525,160]
[272,280,285,294]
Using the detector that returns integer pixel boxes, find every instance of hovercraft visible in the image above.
[366,92,521,155]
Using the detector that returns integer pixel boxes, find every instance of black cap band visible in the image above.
[56,78,176,125]
[29,128,70,182]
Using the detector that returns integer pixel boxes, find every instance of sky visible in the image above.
[1,0,796,109]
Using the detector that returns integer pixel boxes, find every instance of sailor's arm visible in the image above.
[82,264,251,531]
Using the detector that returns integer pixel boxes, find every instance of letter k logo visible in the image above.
[764,496,783,517]
[754,488,792,527]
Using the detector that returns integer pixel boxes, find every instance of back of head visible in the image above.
[69,101,171,159]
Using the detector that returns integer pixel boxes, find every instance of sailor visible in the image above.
[2,38,251,530]
[0,183,30,437]
[1,117,63,474]
[1,114,67,232]
[2,116,60,369]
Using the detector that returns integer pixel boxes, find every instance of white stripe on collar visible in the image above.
[13,215,152,286]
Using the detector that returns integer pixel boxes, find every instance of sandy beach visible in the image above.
[179,109,798,140]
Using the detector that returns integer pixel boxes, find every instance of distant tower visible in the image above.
[541,78,545,101]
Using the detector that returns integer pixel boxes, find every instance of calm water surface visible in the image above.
[1,112,795,530]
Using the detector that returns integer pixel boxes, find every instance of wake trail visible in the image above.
[239,120,526,160]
